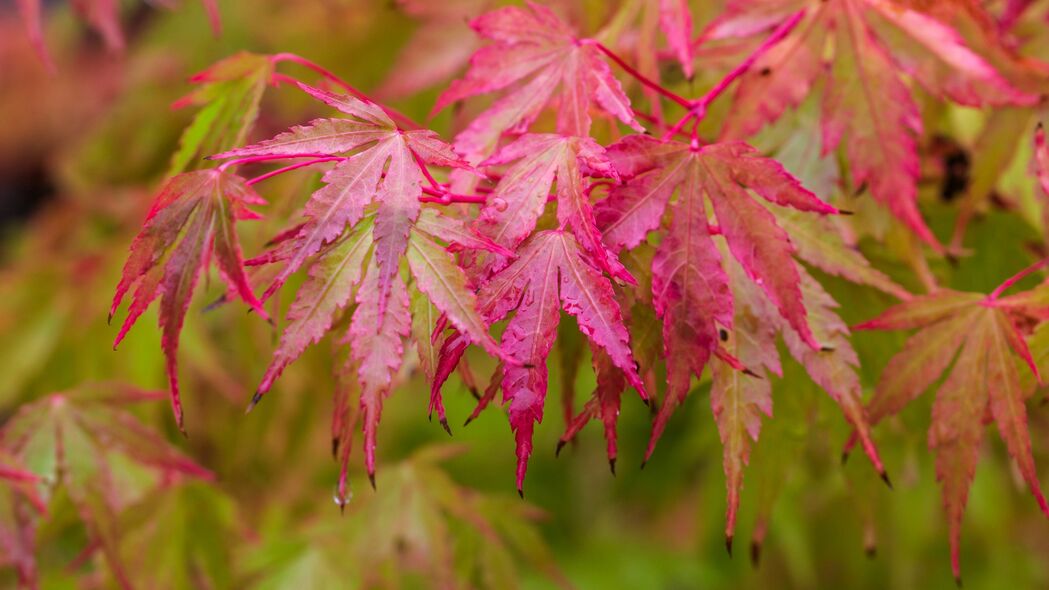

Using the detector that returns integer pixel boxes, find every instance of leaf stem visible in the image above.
[245,157,343,186]
[270,52,421,130]
[411,149,443,190]
[634,109,689,139]
[662,112,696,142]
[217,153,336,171]
[988,258,1049,301]
[590,41,693,109]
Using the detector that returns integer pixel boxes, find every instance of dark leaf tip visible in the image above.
[750,541,762,568]
[880,471,893,490]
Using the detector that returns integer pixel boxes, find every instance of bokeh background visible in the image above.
[1,1,1049,588]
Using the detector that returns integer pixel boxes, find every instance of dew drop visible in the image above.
[492,197,508,212]
[333,486,352,509]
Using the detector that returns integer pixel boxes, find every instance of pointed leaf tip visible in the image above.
[439,417,452,436]
[750,541,762,568]
[246,391,263,414]
[517,487,524,500]
[331,438,339,458]
[880,471,893,490]
[368,472,376,491]
[609,457,616,476]
[725,535,733,557]
[555,440,566,457]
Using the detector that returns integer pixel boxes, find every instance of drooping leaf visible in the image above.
[857,287,1049,583]
[434,1,642,159]
[709,260,887,545]
[594,135,837,458]
[474,133,629,281]
[253,208,508,420]
[477,230,647,492]
[713,0,1033,247]
[0,385,212,587]
[244,446,566,590]
[110,169,269,430]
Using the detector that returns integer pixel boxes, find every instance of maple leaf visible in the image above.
[214,83,467,315]
[473,133,630,281]
[247,446,567,588]
[252,208,508,486]
[710,0,1034,247]
[253,208,509,398]
[169,52,274,175]
[856,286,1049,583]
[110,169,269,431]
[476,230,647,493]
[0,385,212,588]
[710,259,887,548]
[433,0,642,160]
[593,134,838,457]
